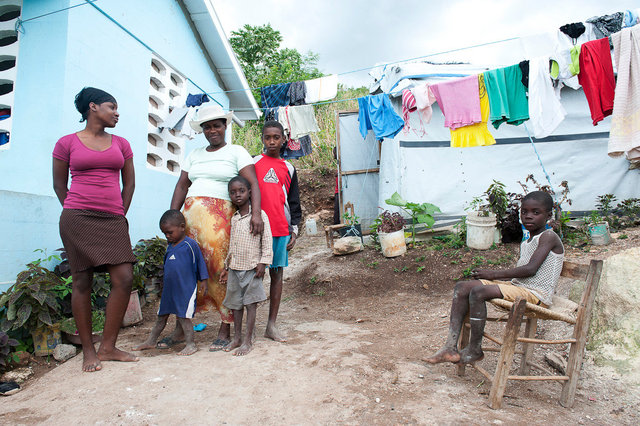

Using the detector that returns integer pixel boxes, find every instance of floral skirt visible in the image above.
[183,196,234,323]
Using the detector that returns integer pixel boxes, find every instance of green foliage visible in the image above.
[229,24,323,105]
[416,266,425,272]
[596,194,617,216]
[342,211,360,225]
[617,198,640,216]
[385,192,441,245]
[366,261,379,269]
[132,237,167,291]
[0,262,63,333]
[59,311,105,335]
[0,331,19,368]
[310,276,318,285]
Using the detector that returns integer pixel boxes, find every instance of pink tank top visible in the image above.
[52,133,133,216]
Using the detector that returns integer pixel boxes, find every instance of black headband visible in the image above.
[74,87,117,118]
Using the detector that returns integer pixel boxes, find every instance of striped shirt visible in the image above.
[225,208,273,271]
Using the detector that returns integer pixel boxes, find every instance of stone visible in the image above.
[589,247,640,384]
[332,236,363,255]
[53,343,77,362]
[1,367,33,384]
[544,352,567,375]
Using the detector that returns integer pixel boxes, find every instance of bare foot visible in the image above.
[133,341,156,351]
[223,339,242,352]
[177,343,198,356]
[265,324,287,342]
[423,348,461,364]
[97,347,139,363]
[458,347,484,364]
[82,352,102,372]
[233,342,253,356]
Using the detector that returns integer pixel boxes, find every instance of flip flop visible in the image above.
[156,337,184,349]
[0,381,20,396]
[193,323,207,332]
[209,338,229,352]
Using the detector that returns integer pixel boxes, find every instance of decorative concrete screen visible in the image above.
[147,55,188,175]
[0,0,21,151]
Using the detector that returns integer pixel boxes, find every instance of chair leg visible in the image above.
[518,317,537,375]
[560,329,587,407]
[489,298,526,409]
[457,319,470,377]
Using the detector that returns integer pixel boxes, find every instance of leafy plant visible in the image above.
[385,192,441,245]
[585,211,604,227]
[376,210,405,233]
[416,266,425,272]
[59,311,105,335]
[342,211,360,225]
[617,198,640,217]
[0,262,63,333]
[596,194,617,216]
[0,331,19,368]
[133,237,167,291]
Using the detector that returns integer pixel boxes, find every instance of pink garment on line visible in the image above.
[430,75,482,129]
[52,133,133,216]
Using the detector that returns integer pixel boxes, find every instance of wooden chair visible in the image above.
[324,202,356,248]
[457,259,604,409]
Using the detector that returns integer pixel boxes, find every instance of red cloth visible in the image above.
[254,154,296,237]
[52,133,133,215]
[578,38,616,125]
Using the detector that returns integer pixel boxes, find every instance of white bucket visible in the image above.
[588,222,611,245]
[466,211,497,250]
[379,229,407,257]
[305,218,317,235]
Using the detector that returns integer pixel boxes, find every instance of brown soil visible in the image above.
[2,168,639,424]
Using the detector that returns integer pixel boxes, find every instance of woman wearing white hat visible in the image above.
[169,104,263,351]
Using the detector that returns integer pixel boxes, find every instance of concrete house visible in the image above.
[0,0,259,288]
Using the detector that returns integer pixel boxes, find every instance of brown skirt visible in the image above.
[59,209,136,274]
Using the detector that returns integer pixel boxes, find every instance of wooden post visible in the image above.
[489,298,526,409]
[560,260,603,407]
[518,317,537,375]
[457,318,470,377]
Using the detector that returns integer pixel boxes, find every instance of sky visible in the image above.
[214,0,639,88]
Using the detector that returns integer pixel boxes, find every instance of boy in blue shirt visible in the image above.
[134,210,208,356]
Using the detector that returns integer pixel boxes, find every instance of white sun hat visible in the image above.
[189,104,233,133]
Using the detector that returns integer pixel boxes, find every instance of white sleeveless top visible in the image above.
[512,229,564,306]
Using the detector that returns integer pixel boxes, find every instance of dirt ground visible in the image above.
[2,169,639,425]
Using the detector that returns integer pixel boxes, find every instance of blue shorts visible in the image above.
[270,235,290,269]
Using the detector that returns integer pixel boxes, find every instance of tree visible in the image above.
[229,24,323,103]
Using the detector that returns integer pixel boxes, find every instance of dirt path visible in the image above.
[2,233,639,425]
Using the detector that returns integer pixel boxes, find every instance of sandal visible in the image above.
[156,337,184,349]
[209,338,230,352]
[0,381,20,396]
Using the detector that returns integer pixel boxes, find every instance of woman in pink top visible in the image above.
[52,87,138,372]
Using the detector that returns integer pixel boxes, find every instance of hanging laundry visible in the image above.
[484,64,529,129]
[559,22,586,40]
[288,81,306,106]
[411,83,437,124]
[578,37,615,126]
[159,107,189,130]
[401,89,428,136]
[587,12,624,39]
[0,108,9,121]
[285,105,319,139]
[357,94,405,140]
[0,132,8,146]
[553,23,597,89]
[609,25,640,161]
[185,93,209,107]
[260,82,292,108]
[282,135,313,159]
[623,9,639,28]
[264,107,279,122]
[528,56,567,138]
[449,74,496,148]
[179,107,198,139]
[304,74,338,104]
[518,61,530,88]
[568,45,581,76]
[431,75,482,130]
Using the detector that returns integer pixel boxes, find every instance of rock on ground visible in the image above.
[53,344,77,362]
[1,367,33,384]
[333,236,363,255]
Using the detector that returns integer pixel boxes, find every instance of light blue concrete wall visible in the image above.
[1,0,230,287]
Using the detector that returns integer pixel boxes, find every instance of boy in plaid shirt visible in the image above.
[220,175,273,356]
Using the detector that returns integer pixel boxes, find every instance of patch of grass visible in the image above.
[310,276,318,285]
[489,243,498,250]
[366,261,379,269]
[461,267,474,278]
[401,266,409,272]
[618,234,628,239]
[450,260,459,265]
[417,266,425,272]
[313,289,326,297]
[414,255,426,262]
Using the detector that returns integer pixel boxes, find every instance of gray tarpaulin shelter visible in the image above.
[336,68,639,231]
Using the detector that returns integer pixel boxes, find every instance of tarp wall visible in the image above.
[338,87,640,225]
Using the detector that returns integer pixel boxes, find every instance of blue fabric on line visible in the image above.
[186,93,209,107]
[0,133,8,146]
[358,94,405,140]
[260,83,292,108]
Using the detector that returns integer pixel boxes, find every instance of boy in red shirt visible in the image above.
[254,121,302,342]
